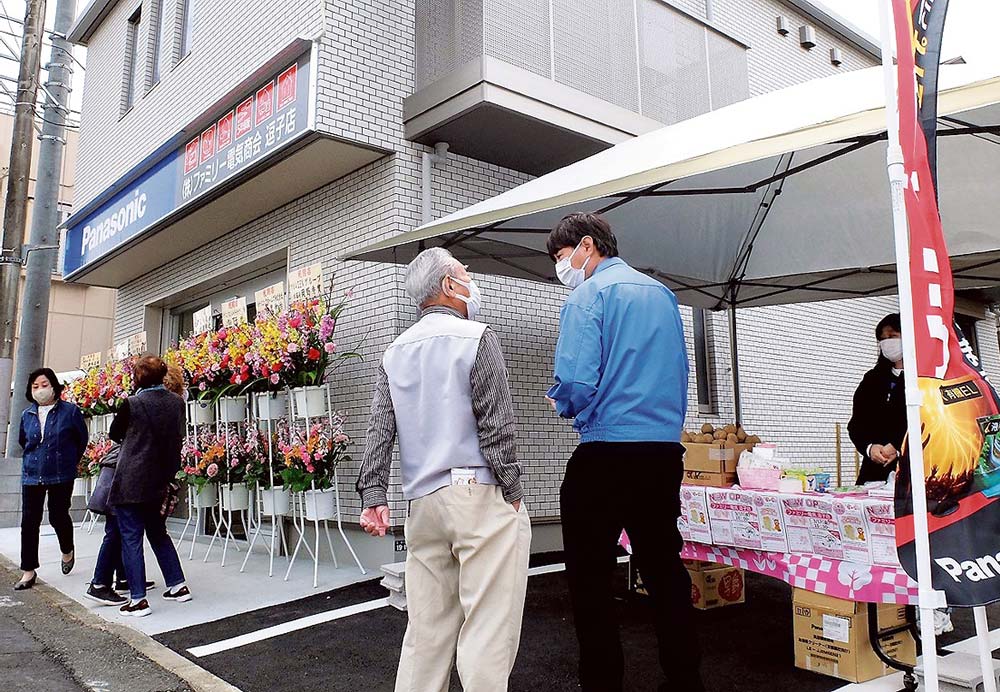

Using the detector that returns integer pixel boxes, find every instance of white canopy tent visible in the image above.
[348,60,1000,311]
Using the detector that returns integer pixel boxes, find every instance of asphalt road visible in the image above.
[154,558,994,692]
[0,561,194,692]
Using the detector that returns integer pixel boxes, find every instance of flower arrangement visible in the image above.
[178,430,227,491]
[277,416,351,492]
[64,358,135,416]
[78,434,112,478]
[167,292,361,404]
[245,420,289,490]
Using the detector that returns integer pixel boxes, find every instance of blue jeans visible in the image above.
[92,513,122,587]
[116,502,185,601]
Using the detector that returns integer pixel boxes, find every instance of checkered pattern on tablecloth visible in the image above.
[786,554,834,595]
[879,566,920,604]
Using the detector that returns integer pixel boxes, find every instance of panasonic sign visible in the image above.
[80,191,148,254]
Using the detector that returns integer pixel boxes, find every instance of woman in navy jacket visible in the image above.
[15,368,88,590]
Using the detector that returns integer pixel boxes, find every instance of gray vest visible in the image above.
[382,312,496,500]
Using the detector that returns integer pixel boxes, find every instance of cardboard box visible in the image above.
[682,559,721,571]
[864,499,900,567]
[683,442,754,474]
[752,491,789,553]
[680,485,712,544]
[689,566,745,610]
[834,498,872,565]
[683,470,738,487]
[706,488,759,548]
[792,589,916,683]
[781,495,844,559]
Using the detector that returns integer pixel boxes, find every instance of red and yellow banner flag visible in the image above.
[891,0,1000,606]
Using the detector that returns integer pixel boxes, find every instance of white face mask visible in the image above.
[880,337,903,364]
[33,387,55,405]
[555,239,592,289]
[445,276,482,321]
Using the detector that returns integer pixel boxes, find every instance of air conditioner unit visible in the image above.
[830,47,843,66]
[799,25,816,49]
[776,16,790,36]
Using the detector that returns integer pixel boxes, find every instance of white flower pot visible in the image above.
[218,396,248,423]
[188,400,216,425]
[261,487,291,516]
[95,414,114,435]
[221,484,251,511]
[303,488,336,521]
[72,477,89,497]
[194,485,218,508]
[85,417,95,436]
[292,386,328,419]
[89,476,98,493]
[254,391,287,421]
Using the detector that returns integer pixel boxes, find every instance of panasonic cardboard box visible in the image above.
[792,589,915,683]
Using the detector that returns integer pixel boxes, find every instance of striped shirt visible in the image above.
[356,306,523,508]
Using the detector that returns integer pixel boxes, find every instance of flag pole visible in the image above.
[877,1,945,690]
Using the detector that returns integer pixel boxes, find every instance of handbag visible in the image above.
[161,480,182,518]
[87,465,115,515]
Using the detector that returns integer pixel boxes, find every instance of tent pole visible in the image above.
[877,2,943,690]
[728,301,741,425]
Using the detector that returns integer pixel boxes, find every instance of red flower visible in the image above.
[289,315,302,329]
[220,354,231,368]
[307,347,321,361]
[271,362,283,372]
[262,365,271,378]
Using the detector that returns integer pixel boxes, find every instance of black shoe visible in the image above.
[61,553,75,575]
[114,580,155,593]
[119,599,151,617]
[162,586,192,603]
[85,584,127,606]
[13,574,36,591]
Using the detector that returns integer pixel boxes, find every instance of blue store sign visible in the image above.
[63,52,312,278]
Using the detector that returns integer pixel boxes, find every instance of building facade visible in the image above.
[59,0,999,562]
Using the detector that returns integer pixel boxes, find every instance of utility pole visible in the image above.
[7,0,74,458]
[0,0,47,455]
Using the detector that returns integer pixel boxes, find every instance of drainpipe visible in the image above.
[421,142,449,226]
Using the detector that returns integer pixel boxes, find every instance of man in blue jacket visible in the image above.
[546,212,702,691]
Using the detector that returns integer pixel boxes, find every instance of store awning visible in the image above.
[346,60,1000,310]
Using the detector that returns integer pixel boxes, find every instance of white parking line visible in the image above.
[187,598,390,658]
[187,556,625,658]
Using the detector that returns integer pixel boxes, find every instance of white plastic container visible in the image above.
[303,488,335,521]
[292,386,328,419]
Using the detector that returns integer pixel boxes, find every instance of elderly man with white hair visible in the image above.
[357,246,530,692]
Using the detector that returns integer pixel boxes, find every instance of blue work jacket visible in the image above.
[18,399,89,486]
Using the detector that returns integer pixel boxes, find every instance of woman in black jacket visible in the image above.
[849,313,907,485]
[107,355,191,617]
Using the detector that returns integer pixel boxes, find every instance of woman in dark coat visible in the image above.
[15,368,88,590]
[108,354,191,617]
[849,313,907,485]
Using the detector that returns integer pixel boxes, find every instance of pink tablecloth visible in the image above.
[681,542,919,605]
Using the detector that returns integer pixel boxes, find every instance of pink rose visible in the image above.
[207,463,219,478]
[324,342,336,353]
[270,373,280,384]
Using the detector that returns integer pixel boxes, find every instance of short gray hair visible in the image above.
[404,247,462,307]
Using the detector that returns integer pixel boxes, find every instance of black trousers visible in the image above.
[21,481,75,571]
[561,442,703,692]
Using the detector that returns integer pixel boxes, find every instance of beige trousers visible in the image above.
[395,484,531,692]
